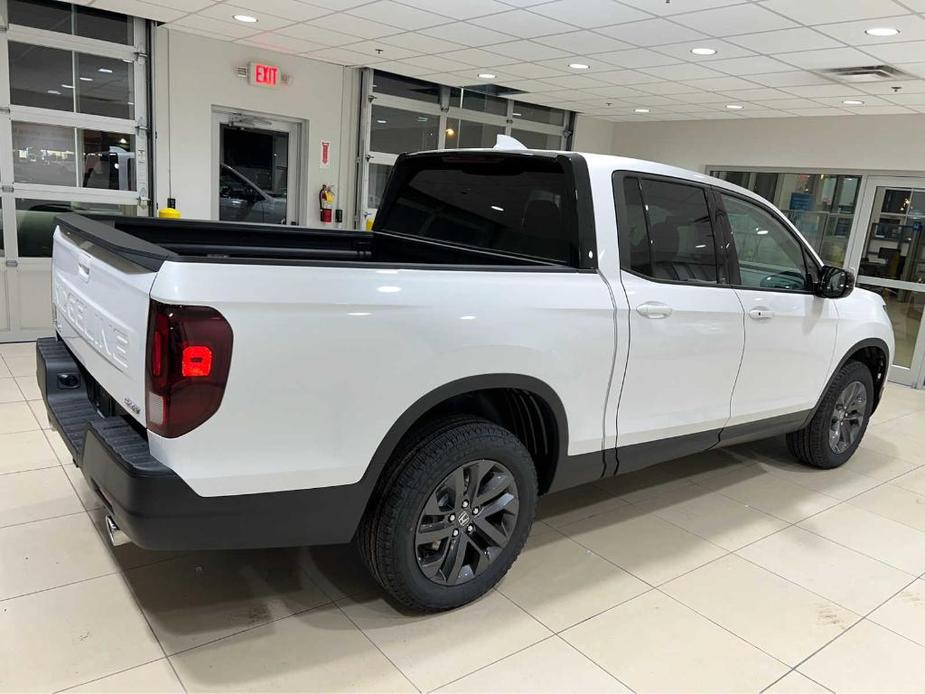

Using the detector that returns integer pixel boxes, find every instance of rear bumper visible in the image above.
[37,337,370,550]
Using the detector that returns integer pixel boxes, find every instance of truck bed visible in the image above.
[57,213,563,271]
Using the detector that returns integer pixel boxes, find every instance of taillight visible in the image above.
[145,300,233,438]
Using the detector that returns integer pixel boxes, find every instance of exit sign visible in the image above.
[249,62,280,88]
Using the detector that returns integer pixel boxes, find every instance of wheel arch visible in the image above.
[810,338,890,422]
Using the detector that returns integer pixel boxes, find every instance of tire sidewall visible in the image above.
[815,361,875,468]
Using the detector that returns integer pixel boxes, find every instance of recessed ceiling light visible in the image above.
[725,104,744,110]
[47,89,61,95]
[512,112,522,117]
[843,99,865,105]
[634,108,650,113]
[79,76,93,82]
[233,14,258,23]
[865,26,899,37]
[478,72,496,79]
[691,47,717,56]
[61,83,74,89]
[569,63,590,70]
[98,67,113,74]
[416,116,429,122]
[376,119,387,124]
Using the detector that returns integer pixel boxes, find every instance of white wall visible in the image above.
[153,28,360,225]
[572,115,614,154]
[604,114,925,174]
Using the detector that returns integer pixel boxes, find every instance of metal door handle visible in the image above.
[637,302,673,319]
[748,308,775,320]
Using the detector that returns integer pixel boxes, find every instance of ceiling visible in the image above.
[79,0,925,121]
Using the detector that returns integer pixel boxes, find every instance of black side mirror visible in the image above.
[816,266,855,299]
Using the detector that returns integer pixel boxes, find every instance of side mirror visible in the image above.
[816,266,855,299]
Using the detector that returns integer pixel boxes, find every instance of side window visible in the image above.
[639,179,719,284]
[620,177,652,276]
[722,193,809,291]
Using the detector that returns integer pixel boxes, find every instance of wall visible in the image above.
[606,114,925,174]
[572,115,614,154]
[153,28,360,225]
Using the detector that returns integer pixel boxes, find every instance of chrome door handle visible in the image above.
[636,302,673,319]
[748,308,775,320]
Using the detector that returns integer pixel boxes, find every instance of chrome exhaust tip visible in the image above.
[105,515,131,547]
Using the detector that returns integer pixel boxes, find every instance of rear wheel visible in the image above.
[359,416,537,611]
[786,360,874,469]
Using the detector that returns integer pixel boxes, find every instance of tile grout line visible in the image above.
[50,656,171,694]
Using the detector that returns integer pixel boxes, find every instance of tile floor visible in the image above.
[2,339,925,693]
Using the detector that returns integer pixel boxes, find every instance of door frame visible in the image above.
[210,107,304,225]
[845,175,925,388]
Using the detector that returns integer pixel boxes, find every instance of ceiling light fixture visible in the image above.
[79,76,93,82]
[47,89,61,95]
[725,104,744,110]
[865,27,899,37]
[634,108,650,113]
[691,47,717,55]
[61,83,74,89]
[569,63,590,70]
[233,14,258,23]
[376,119,387,124]
[478,72,496,79]
[843,99,865,105]
[98,67,113,74]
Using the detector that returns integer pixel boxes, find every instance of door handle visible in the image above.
[636,302,673,319]
[748,308,775,320]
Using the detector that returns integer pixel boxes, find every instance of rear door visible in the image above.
[613,174,745,469]
[717,190,838,425]
[52,226,155,424]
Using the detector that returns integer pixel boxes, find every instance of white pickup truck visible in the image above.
[39,149,893,611]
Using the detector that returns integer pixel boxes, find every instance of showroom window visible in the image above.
[711,169,861,267]
[0,0,150,340]
[357,70,574,230]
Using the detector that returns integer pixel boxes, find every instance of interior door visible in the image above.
[719,191,838,424]
[614,175,745,469]
[847,177,925,388]
[212,111,300,225]
[0,198,13,339]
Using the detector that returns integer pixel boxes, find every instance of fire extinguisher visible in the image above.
[319,185,335,224]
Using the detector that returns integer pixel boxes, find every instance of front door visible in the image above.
[212,110,300,226]
[718,191,839,424]
[847,177,925,388]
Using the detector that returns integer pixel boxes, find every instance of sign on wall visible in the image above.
[249,62,279,88]
[320,140,331,169]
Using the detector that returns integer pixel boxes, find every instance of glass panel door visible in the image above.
[848,177,925,388]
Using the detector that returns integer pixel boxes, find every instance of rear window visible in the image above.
[374,155,579,266]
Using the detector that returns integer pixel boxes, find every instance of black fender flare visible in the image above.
[803,337,891,425]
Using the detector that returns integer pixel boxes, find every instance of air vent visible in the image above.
[819,65,909,83]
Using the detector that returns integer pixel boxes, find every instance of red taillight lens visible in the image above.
[145,300,233,438]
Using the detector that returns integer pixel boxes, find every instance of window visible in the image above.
[371,72,440,103]
[511,129,561,150]
[621,178,719,284]
[367,163,392,210]
[722,194,809,291]
[370,105,439,155]
[15,199,136,257]
[376,155,578,265]
[9,0,134,44]
[445,119,505,149]
[513,102,565,126]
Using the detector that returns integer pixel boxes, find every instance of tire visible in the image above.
[786,360,874,469]
[358,415,537,611]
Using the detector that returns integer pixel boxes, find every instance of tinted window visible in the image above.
[620,177,651,276]
[375,155,578,265]
[639,179,718,283]
[723,194,809,291]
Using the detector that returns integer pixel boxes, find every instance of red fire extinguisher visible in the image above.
[319,185,335,224]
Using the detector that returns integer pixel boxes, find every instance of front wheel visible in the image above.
[787,360,874,469]
[359,416,537,611]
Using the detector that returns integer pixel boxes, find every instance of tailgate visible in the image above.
[52,227,155,424]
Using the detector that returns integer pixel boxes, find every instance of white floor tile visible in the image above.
[763,670,832,693]
[64,659,185,693]
[0,466,83,528]
[850,484,925,533]
[0,377,25,404]
[0,429,59,474]
[869,579,925,648]
[0,401,39,435]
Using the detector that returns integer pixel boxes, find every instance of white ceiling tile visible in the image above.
[725,28,844,54]
[680,75,760,90]
[421,21,515,46]
[671,5,798,36]
[497,62,569,78]
[238,32,327,54]
[746,70,834,87]
[488,40,571,61]
[616,0,746,15]
[534,31,633,54]
[300,0,367,8]
[470,9,571,37]
[591,68,664,84]
[857,78,925,93]
[398,54,469,73]
[495,77,562,91]
[632,81,705,95]
[581,84,649,97]
[842,104,916,113]
[624,94,681,106]
[396,0,510,20]
[815,15,925,46]
[530,0,650,28]
[671,90,732,102]
[540,74,609,88]
[305,14,404,39]
[671,103,723,112]
[885,90,925,103]
[438,48,513,67]
[338,41,420,61]
[898,62,925,77]
[897,0,925,9]
[783,83,868,97]
[171,14,258,38]
[641,63,724,80]
[759,0,911,24]
[594,48,682,68]
[784,106,853,116]
[348,1,451,30]
[654,39,756,61]
[166,23,230,40]
[812,94,893,106]
[707,55,793,75]
[378,32,467,54]
[776,47,878,69]
[233,0,330,22]
[747,97,821,109]
[720,86,793,100]
[596,18,709,46]
[426,72,480,87]
[277,23,361,46]
[304,47,378,65]
[862,40,925,63]
[197,4,292,31]
[91,0,186,21]
[372,60,432,77]
[144,0,214,10]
